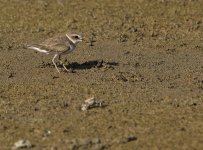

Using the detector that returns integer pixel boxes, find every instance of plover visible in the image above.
[27,33,83,73]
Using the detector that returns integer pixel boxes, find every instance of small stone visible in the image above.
[126,135,137,142]
[81,97,103,111]
[115,74,128,82]
[12,140,32,149]
[8,72,15,78]
[119,34,128,42]
[119,135,137,143]
[63,128,69,133]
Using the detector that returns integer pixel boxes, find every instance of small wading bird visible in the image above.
[27,33,83,73]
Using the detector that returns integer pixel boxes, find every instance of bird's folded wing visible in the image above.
[31,35,70,53]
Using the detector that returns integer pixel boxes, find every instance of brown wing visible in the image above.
[35,35,70,53]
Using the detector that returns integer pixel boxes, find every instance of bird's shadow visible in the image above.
[40,60,119,71]
[64,60,118,70]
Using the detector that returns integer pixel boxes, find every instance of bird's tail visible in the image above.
[26,45,49,54]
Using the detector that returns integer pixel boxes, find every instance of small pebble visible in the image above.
[81,97,103,111]
[12,139,32,150]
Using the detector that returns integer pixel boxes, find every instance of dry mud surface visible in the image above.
[0,0,203,149]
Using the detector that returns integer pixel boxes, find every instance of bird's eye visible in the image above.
[75,36,79,39]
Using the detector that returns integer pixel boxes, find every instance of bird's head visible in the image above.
[66,33,83,44]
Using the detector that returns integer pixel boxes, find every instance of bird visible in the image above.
[27,33,83,73]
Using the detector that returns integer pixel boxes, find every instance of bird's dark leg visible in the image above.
[58,54,70,72]
[52,54,60,73]
[62,63,70,72]
[58,54,63,66]
[58,55,61,60]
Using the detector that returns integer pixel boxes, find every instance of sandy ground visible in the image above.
[0,0,203,149]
